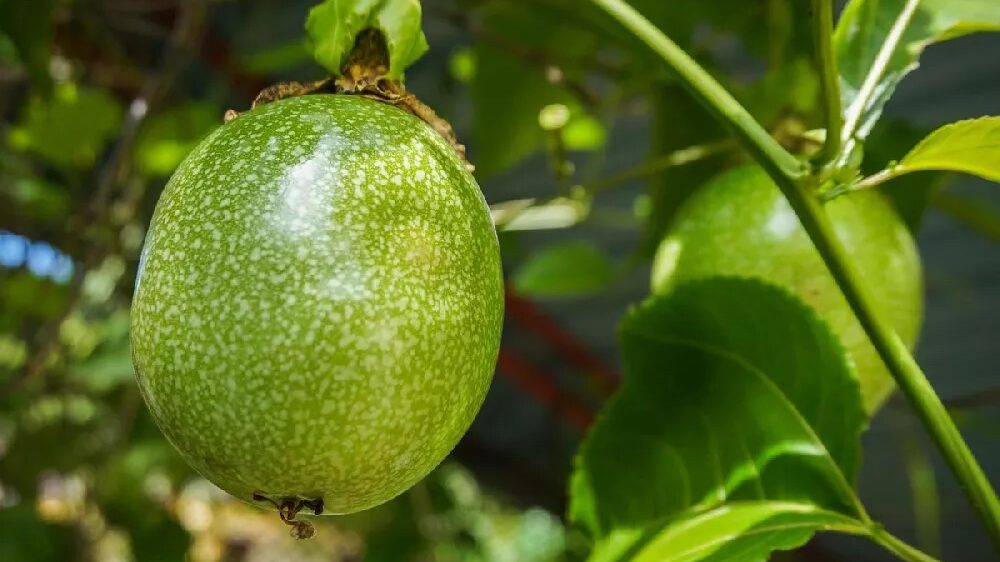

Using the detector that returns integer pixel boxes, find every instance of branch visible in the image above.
[490,140,734,232]
[586,139,734,193]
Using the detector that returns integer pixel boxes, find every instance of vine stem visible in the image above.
[810,0,842,165]
[588,0,1000,553]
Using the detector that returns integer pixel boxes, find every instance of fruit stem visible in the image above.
[590,0,1000,552]
[252,493,322,539]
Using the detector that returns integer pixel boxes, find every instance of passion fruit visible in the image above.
[652,164,922,414]
[131,95,503,519]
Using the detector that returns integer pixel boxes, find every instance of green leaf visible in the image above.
[370,0,428,78]
[569,278,868,560]
[892,116,1000,182]
[470,43,565,177]
[835,0,1000,141]
[67,344,133,393]
[513,242,613,298]
[589,502,866,562]
[0,0,55,93]
[7,82,123,169]
[305,0,428,79]
[470,5,595,178]
[97,441,192,562]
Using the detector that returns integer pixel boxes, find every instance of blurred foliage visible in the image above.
[8,82,123,169]
[134,103,219,177]
[512,242,613,298]
[0,0,56,93]
[1,0,998,561]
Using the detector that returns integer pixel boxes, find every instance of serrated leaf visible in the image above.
[513,242,613,298]
[305,0,427,80]
[569,278,868,560]
[891,116,1000,183]
[835,0,1000,142]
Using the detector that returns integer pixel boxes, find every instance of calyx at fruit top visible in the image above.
[224,29,473,171]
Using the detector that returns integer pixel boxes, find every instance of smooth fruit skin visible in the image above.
[652,164,923,414]
[130,95,503,514]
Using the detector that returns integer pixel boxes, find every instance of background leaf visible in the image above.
[7,82,122,169]
[569,277,867,560]
[468,4,597,178]
[513,242,613,298]
[134,103,220,177]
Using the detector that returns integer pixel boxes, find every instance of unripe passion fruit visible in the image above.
[131,95,503,516]
[652,164,923,414]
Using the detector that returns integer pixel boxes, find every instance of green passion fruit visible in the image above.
[652,164,923,414]
[130,95,503,521]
